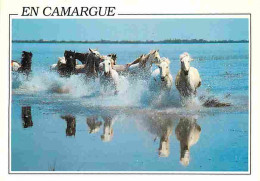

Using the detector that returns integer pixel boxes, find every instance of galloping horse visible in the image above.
[149,57,173,92]
[12,51,33,75]
[112,50,161,79]
[64,50,77,75]
[175,52,201,99]
[50,50,77,76]
[85,48,104,78]
[127,50,161,73]
[99,56,119,95]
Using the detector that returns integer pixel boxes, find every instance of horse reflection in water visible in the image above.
[86,115,102,134]
[101,115,117,142]
[61,115,76,137]
[175,116,201,166]
[141,114,175,157]
[21,106,33,128]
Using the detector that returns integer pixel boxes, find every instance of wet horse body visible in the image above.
[111,50,161,78]
[175,52,201,98]
[150,57,173,92]
[127,50,161,78]
[99,56,119,94]
[55,50,77,76]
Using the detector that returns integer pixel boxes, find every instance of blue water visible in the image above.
[11,43,249,172]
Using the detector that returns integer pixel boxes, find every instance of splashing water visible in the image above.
[12,68,240,116]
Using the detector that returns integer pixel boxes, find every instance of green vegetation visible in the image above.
[12,39,249,44]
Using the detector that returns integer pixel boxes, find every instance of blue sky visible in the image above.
[12,19,249,41]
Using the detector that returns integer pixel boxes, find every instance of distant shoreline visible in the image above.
[12,39,249,44]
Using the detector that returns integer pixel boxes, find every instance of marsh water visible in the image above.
[11,43,249,172]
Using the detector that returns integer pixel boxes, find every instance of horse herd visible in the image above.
[12,49,202,103]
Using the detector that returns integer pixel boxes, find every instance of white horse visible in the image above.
[99,56,119,95]
[175,52,201,98]
[149,57,173,92]
[127,50,161,77]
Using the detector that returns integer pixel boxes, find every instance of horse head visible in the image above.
[148,49,161,64]
[64,50,76,73]
[156,57,171,81]
[107,53,117,65]
[20,51,32,73]
[100,56,113,76]
[87,48,103,75]
[64,50,76,59]
[22,51,33,59]
[180,52,193,75]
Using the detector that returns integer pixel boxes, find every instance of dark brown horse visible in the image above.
[75,52,89,64]
[85,48,104,78]
[20,51,32,74]
[56,50,76,76]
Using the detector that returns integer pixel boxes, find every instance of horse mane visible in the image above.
[160,57,170,64]
[180,52,191,60]
[140,50,157,67]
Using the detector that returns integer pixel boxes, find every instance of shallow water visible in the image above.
[11,43,249,171]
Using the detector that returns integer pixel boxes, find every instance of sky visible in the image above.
[12,19,249,41]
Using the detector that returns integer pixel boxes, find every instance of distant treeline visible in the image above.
[12,39,249,44]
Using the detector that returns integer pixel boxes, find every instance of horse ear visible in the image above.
[89,48,93,53]
[113,54,117,59]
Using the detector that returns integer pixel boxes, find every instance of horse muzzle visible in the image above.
[104,72,110,76]
[161,77,166,81]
